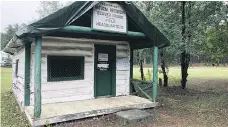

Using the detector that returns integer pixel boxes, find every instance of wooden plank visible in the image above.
[42,87,93,99]
[116,45,129,50]
[13,80,24,92]
[117,51,129,58]
[116,75,128,80]
[32,82,94,92]
[131,84,153,95]
[131,81,152,101]
[116,70,129,75]
[42,46,93,51]
[131,79,152,84]
[43,36,129,45]
[116,79,128,85]
[29,94,94,105]
[40,41,93,48]
[42,50,93,56]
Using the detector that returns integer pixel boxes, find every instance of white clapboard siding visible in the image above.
[39,81,94,92]
[116,45,129,51]
[11,47,25,108]
[42,95,94,104]
[41,87,93,99]
[116,71,129,76]
[37,41,93,48]
[43,36,128,45]
[14,80,24,92]
[12,86,24,107]
[42,50,93,56]
[117,51,129,58]
[30,94,94,105]
[116,85,126,96]
[29,36,130,104]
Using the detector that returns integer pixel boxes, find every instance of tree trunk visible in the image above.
[139,59,145,81]
[160,49,168,87]
[180,1,191,89]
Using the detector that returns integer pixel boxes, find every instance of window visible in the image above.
[47,56,84,81]
[15,59,19,77]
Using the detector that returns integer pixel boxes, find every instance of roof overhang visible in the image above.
[3,1,170,54]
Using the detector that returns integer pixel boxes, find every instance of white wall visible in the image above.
[28,36,130,105]
[12,48,25,108]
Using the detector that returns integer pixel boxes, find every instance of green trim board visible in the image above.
[94,44,116,97]
[61,26,144,39]
[24,43,31,106]
[34,36,42,119]
[47,56,85,82]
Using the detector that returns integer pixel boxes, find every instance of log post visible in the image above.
[34,36,42,119]
[130,48,134,94]
[152,46,158,102]
[24,43,31,106]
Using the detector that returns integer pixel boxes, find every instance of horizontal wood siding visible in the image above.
[12,48,25,108]
[30,36,130,105]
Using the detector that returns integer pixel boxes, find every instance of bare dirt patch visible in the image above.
[52,78,228,127]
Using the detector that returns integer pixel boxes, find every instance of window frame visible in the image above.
[47,56,85,82]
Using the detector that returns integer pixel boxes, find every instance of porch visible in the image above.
[25,95,157,126]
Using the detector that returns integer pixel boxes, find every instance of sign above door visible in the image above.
[92,2,127,33]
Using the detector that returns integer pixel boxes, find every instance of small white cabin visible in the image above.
[3,1,169,126]
[12,36,131,106]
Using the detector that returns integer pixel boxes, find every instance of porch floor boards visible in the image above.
[25,95,157,126]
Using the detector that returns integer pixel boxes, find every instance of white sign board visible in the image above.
[98,53,108,61]
[92,2,127,33]
[117,58,129,70]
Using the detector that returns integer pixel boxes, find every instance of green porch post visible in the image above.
[24,43,31,106]
[130,48,133,93]
[152,46,158,102]
[34,36,42,118]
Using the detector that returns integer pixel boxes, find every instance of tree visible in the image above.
[180,1,191,89]
[134,1,227,85]
[36,1,64,19]
[1,24,26,50]
[203,25,228,63]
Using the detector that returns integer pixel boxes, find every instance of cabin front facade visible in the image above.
[12,36,131,106]
[4,1,169,126]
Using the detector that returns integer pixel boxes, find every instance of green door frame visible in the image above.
[94,44,116,97]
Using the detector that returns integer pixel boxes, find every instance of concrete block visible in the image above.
[115,109,154,124]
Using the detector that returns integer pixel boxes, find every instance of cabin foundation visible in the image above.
[25,95,157,126]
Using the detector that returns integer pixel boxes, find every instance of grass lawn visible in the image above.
[133,67,228,85]
[1,67,228,127]
[1,67,30,127]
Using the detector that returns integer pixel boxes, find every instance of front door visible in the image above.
[94,45,116,97]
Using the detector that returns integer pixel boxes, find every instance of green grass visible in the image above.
[1,67,12,93]
[133,67,228,85]
[1,67,30,127]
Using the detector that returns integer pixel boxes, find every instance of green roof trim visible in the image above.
[3,1,170,54]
